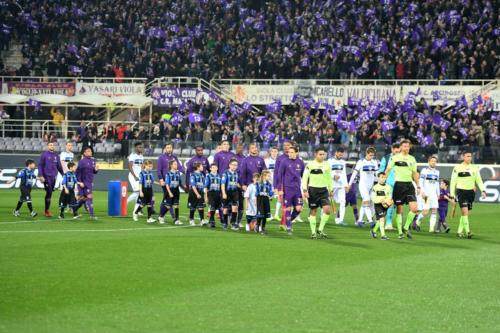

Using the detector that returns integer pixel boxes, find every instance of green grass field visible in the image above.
[0,189,499,333]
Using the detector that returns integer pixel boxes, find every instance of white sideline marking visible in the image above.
[0,225,195,234]
[0,214,192,225]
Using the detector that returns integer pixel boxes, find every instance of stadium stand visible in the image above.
[0,0,498,79]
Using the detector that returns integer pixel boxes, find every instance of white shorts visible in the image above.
[332,187,346,204]
[128,173,140,192]
[418,195,439,211]
[359,184,373,202]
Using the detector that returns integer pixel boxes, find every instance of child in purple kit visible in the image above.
[437,179,453,233]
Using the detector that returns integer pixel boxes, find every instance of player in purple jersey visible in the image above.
[273,140,293,228]
[345,172,359,222]
[38,142,64,217]
[213,140,236,175]
[75,147,99,219]
[240,143,266,188]
[158,142,184,218]
[185,145,210,186]
[234,144,246,226]
[437,179,453,233]
[277,146,305,234]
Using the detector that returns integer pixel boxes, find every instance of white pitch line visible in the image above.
[0,213,193,225]
[0,224,196,234]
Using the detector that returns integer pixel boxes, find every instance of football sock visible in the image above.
[27,202,33,212]
[386,206,394,226]
[364,204,373,223]
[458,216,464,234]
[318,213,329,232]
[358,206,365,222]
[396,214,403,234]
[147,207,153,218]
[429,213,437,232]
[15,201,22,211]
[463,216,470,234]
[198,209,204,221]
[159,204,167,218]
[338,203,346,222]
[308,215,317,234]
[353,207,359,221]
[285,210,292,228]
[231,212,237,225]
[85,199,94,216]
[189,209,195,220]
[379,220,386,237]
[404,211,416,230]
[416,213,424,226]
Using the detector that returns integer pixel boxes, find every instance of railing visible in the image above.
[0,76,148,85]
[212,79,498,87]
[132,140,500,164]
[0,119,139,140]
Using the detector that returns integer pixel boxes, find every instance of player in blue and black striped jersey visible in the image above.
[159,159,185,225]
[204,163,223,228]
[188,162,206,226]
[133,160,156,223]
[58,162,80,219]
[221,159,241,230]
[8,159,38,217]
[256,170,274,233]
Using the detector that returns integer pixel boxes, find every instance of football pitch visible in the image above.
[0,189,499,333]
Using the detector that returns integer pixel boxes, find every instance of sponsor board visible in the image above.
[7,82,76,96]
[76,82,145,96]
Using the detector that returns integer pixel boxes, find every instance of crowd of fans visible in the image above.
[1,0,499,80]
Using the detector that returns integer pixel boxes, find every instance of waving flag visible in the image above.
[266,100,281,113]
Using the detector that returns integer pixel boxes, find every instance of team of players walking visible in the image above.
[8,138,486,240]
[123,139,486,239]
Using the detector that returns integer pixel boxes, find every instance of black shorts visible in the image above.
[59,189,76,208]
[188,189,205,209]
[224,189,239,208]
[257,196,271,218]
[393,182,416,205]
[19,185,32,202]
[165,187,180,206]
[138,188,154,206]
[374,203,388,219]
[208,191,222,210]
[456,189,475,210]
[308,187,330,209]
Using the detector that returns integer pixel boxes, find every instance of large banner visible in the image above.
[224,84,398,106]
[151,87,211,107]
[76,82,145,96]
[7,82,76,96]
[402,85,481,103]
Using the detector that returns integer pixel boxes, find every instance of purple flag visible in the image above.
[265,100,282,113]
[459,128,469,139]
[27,98,41,110]
[261,130,276,142]
[188,113,204,124]
[422,135,433,146]
[439,119,451,130]
[169,112,184,126]
[432,114,442,126]
[241,102,252,112]
[381,121,396,131]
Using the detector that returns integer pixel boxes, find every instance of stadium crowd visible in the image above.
[1,0,499,79]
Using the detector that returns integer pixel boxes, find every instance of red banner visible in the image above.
[7,82,76,96]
